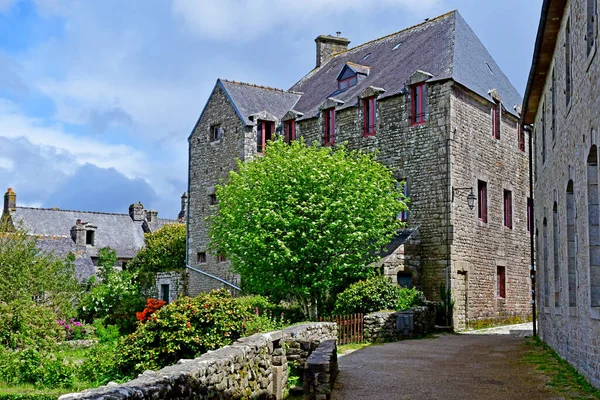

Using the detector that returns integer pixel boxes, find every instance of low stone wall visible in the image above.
[59,322,337,400]
[364,303,436,342]
[303,340,338,400]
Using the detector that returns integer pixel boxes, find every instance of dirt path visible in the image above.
[333,328,560,400]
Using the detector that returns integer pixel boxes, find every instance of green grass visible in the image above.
[465,315,532,331]
[337,342,372,354]
[523,337,600,399]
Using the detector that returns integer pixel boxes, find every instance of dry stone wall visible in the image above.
[363,305,436,342]
[59,322,337,400]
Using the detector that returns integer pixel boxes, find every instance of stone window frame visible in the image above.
[477,180,488,224]
[566,179,577,310]
[256,120,275,153]
[503,189,513,229]
[552,201,561,309]
[492,101,501,140]
[217,252,227,263]
[518,124,525,152]
[197,252,207,264]
[209,194,218,206]
[210,124,223,142]
[285,119,296,144]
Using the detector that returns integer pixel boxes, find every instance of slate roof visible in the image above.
[35,236,96,282]
[218,79,302,126]
[289,10,522,120]
[12,207,146,259]
[144,218,179,233]
[380,229,419,258]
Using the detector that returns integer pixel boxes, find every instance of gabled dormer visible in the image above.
[336,62,370,91]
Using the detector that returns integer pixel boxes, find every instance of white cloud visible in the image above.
[171,0,441,40]
[0,156,13,170]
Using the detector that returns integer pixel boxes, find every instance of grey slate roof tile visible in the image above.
[13,207,146,259]
[35,236,96,282]
[219,80,302,126]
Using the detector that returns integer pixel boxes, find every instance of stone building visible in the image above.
[187,11,532,328]
[2,187,183,297]
[522,0,600,388]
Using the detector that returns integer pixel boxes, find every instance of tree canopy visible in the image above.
[128,223,186,275]
[208,139,407,318]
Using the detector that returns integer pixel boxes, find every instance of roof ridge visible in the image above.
[16,206,130,217]
[220,78,302,95]
[332,10,457,57]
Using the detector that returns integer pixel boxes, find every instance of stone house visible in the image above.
[187,10,532,328]
[522,0,600,388]
[2,187,185,301]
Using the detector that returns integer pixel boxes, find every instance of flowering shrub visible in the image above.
[116,289,252,375]
[135,298,167,323]
[57,318,88,340]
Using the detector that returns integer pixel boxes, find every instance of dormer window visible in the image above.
[85,230,95,246]
[338,75,357,91]
[336,63,369,92]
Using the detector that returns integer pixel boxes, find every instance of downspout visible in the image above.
[525,124,537,337]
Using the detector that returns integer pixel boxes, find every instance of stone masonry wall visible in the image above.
[59,322,337,400]
[363,304,436,342]
[297,81,453,304]
[533,0,600,389]
[450,85,531,329]
[187,85,247,296]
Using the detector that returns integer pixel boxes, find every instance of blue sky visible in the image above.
[0,0,542,218]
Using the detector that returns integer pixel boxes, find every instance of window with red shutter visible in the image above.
[492,103,500,139]
[323,108,335,146]
[363,97,376,136]
[256,120,274,153]
[504,190,512,229]
[285,119,295,144]
[411,83,427,125]
[497,266,506,298]
[478,180,488,223]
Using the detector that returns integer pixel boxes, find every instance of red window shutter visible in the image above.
[483,184,487,223]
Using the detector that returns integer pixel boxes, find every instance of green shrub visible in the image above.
[115,289,252,375]
[0,301,64,351]
[78,270,146,334]
[91,319,121,343]
[77,342,122,387]
[333,276,424,315]
[235,295,305,323]
[243,310,289,335]
[0,348,74,389]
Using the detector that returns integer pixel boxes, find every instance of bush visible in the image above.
[78,269,146,334]
[333,276,424,315]
[116,289,252,375]
[57,318,88,341]
[91,319,120,344]
[77,342,122,387]
[0,301,64,351]
[243,309,289,335]
[235,295,305,323]
[0,347,74,389]
[135,298,167,323]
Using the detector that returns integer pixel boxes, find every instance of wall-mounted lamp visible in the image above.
[452,187,476,210]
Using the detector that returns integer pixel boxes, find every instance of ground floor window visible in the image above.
[497,266,506,299]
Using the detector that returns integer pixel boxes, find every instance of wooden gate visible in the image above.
[319,314,364,345]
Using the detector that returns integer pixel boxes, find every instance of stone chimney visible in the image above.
[3,188,16,214]
[178,192,188,221]
[315,33,350,68]
[129,202,145,221]
[71,219,86,245]
[145,209,158,223]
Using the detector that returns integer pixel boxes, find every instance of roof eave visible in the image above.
[522,0,567,125]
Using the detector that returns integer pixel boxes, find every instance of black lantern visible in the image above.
[452,187,476,210]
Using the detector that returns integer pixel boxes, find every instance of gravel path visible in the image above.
[333,324,559,400]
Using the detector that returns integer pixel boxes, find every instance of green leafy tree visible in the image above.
[128,223,186,275]
[209,139,407,319]
[97,246,118,281]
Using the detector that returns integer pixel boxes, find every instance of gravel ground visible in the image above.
[333,324,560,400]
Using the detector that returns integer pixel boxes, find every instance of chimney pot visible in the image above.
[3,187,16,214]
[336,31,341,37]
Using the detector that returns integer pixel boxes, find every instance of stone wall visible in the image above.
[531,0,600,389]
[363,304,436,342]
[450,85,532,328]
[59,322,337,400]
[303,340,338,400]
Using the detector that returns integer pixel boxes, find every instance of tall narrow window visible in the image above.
[504,190,513,229]
[541,100,546,164]
[363,97,376,136]
[497,266,506,299]
[323,108,335,146]
[587,146,600,307]
[553,202,560,307]
[478,180,488,223]
[411,83,427,125]
[210,124,223,142]
[492,102,501,139]
[551,70,556,141]
[86,230,95,246]
[397,179,408,222]
[256,120,274,153]
[566,19,572,106]
[527,198,534,233]
[588,0,597,55]
[543,218,550,307]
[161,284,170,304]
[566,180,577,306]
[285,119,295,144]
[518,124,525,152]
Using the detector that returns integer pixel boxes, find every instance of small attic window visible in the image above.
[85,230,95,246]
[362,53,371,60]
[337,64,358,91]
[393,42,402,50]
